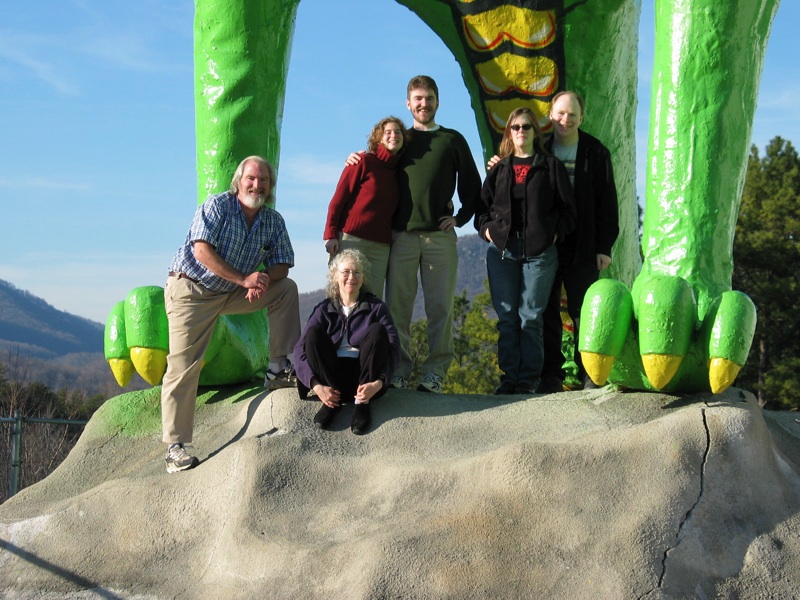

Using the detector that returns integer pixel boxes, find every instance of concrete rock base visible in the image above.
[1,386,798,599]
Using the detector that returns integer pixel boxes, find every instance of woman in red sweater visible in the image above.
[324,117,409,298]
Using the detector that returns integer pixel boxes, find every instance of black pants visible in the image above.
[541,255,599,382]
[301,322,390,402]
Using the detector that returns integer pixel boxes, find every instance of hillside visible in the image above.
[0,281,145,397]
[0,280,103,359]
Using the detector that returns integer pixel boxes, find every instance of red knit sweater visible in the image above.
[324,143,401,244]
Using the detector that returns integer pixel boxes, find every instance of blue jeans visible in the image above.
[487,239,558,388]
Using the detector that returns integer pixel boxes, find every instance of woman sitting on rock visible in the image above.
[293,249,399,434]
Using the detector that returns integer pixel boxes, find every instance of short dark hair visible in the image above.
[407,75,439,100]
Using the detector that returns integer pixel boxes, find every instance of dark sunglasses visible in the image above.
[510,124,533,132]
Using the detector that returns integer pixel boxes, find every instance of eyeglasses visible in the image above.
[510,124,533,132]
[338,269,363,278]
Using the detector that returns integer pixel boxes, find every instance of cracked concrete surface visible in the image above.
[656,407,712,590]
[0,386,798,599]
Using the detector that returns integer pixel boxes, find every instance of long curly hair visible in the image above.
[366,117,410,153]
[326,248,372,301]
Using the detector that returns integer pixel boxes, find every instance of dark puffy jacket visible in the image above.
[545,131,619,264]
[474,153,576,256]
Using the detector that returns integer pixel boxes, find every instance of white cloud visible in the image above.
[79,32,187,74]
[32,179,93,192]
[0,35,79,95]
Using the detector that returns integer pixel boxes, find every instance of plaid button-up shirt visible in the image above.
[168,192,294,292]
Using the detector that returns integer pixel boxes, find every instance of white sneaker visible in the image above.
[165,443,199,473]
[389,376,408,389]
[417,373,443,394]
[264,366,297,389]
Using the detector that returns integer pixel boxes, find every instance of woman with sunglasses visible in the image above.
[474,107,577,395]
[293,249,399,434]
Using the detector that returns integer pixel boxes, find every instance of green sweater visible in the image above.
[392,126,481,232]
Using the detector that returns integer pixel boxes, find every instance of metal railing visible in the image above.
[1,411,87,498]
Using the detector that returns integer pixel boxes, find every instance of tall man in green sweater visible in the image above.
[347,75,480,393]
[388,75,481,393]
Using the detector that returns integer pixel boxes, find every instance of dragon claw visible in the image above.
[641,354,683,391]
[708,357,742,395]
[107,357,135,388]
[580,276,756,394]
[104,286,271,388]
[129,347,168,386]
[582,351,615,387]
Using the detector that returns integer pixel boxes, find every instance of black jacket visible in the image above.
[545,131,619,265]
[474,152,576,256]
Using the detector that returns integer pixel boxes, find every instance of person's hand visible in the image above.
[355,379,382,404]
[245,287,263,303]
[345,151,364,167]
[243,271,270,302]
[438,216,457,232]
[486,154,501,170]
[325,238,339,255]
[597,253,612,271]
[313,384,342,408]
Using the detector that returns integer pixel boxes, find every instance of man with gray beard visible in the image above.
[161,155,300,473]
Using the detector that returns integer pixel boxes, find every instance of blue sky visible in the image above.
[1,0,798,324]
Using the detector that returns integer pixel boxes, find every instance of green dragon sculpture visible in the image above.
[104,0,778,395]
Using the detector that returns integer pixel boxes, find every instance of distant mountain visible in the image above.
[0,280,130,399]
[454,233,490,300]
[0,280,103,359]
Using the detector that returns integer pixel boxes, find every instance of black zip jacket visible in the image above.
[544,131,619,264]
[474,152,576,256]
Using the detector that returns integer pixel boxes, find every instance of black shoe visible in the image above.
[514,382,538,395]
[494,381,516,395]
[313,404,340,429]
[351,404,371,435]
[537,375,564,394]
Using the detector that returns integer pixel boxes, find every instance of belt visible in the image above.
[169,271,199,284]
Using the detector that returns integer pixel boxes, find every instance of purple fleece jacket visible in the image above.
[293,292,400,389]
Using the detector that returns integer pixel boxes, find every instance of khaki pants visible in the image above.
[385,230,458,379]
[340,233,390,300]
[160,275,299,443]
